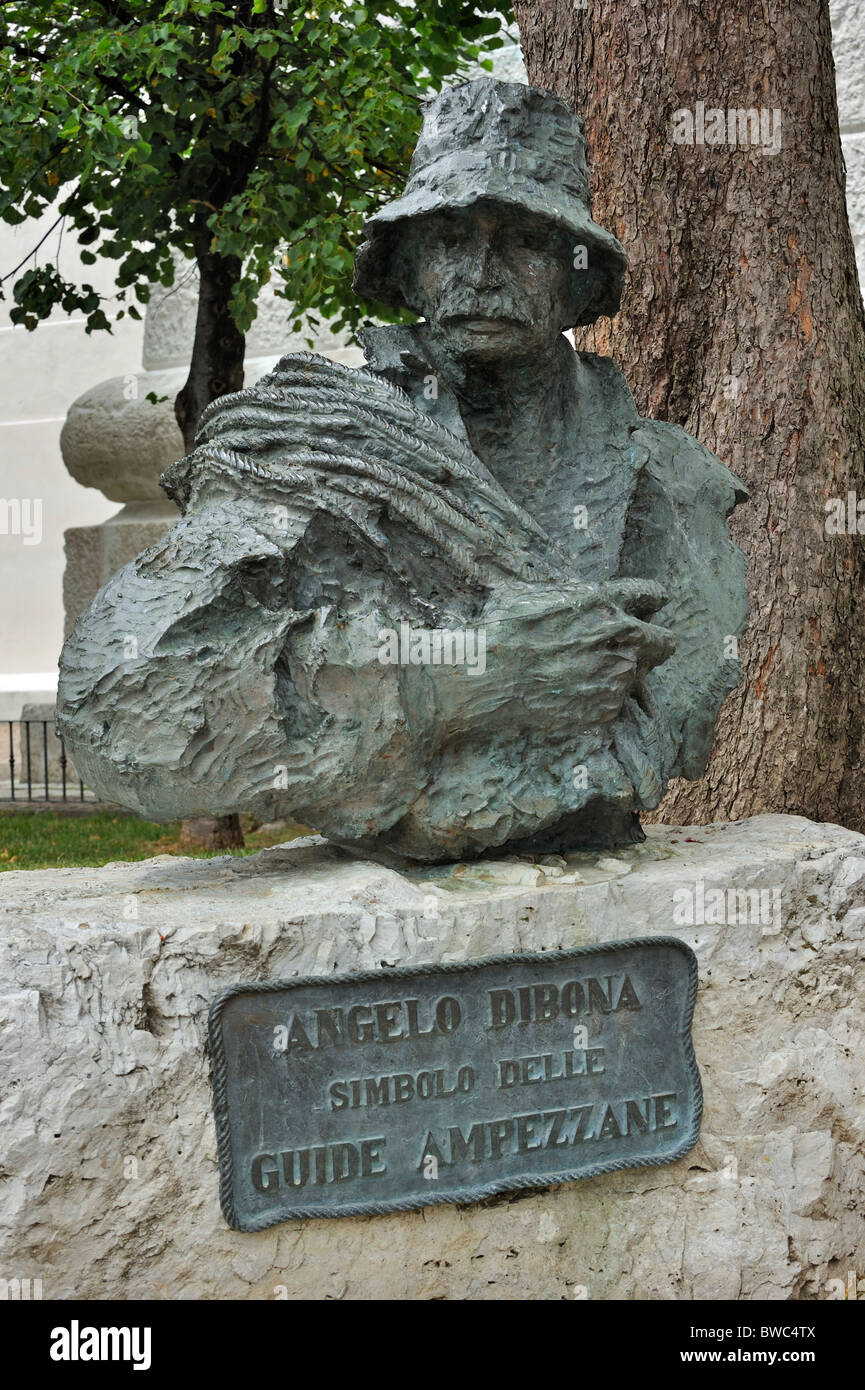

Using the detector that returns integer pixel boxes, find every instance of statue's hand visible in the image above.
[465,578,676,727]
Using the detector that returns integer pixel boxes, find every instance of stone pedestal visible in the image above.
[59,366,186,631]
[59,362,284,632]
[1,814,863,1300]
[63,500,182,634]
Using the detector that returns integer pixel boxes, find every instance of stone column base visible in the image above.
[63,501,178,634]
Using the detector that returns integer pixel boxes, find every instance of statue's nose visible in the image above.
[463,242,504,289]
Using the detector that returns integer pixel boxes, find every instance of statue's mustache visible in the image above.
[436,301,530,328]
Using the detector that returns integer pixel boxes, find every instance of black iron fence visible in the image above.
[4,719,93,802]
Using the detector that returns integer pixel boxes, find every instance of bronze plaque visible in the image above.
[209,937,701,1230]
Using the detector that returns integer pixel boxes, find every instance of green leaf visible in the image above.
[0,0,513,385]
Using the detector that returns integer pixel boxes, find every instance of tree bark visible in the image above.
[174,218,246,453]
[174,216,246,850]
[179,815,245,852]
[515,0,865,831]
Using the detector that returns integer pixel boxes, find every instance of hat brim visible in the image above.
[353,183,627,327]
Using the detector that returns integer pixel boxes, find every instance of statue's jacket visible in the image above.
[57,329,749,861]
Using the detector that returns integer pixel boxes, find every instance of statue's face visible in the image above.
[399,200,581,365]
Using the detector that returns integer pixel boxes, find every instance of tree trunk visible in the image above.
[515,0,865,831]
[174,216,247,850]
[179,815,245,852]
[174,218,246,453]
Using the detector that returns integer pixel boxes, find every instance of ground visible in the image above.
[0,809,308,871]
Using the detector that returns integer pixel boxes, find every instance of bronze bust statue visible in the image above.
[58,79,748,862]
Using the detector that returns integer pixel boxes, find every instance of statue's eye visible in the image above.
[514,228,553,253]
[438,225,467,247]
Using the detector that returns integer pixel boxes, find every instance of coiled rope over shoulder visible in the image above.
[161,352,571,588]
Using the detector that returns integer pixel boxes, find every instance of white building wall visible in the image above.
[833,0,865,290]
[0,208,144,709]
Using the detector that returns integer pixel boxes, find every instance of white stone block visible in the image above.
[831,0,865,129]
[1,814,863,1300]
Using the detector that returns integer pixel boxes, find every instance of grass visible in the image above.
[0,810,310,872]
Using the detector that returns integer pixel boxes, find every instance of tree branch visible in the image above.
[1,213,66,283]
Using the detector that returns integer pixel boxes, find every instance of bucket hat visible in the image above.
[353,77,627,326]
